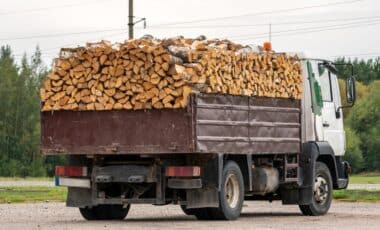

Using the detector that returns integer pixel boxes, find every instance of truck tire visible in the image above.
[182,207,211,220]
[180,205,195,215]
[180,205,212,220]
[299,162,333,216]
[79,204,130,220]
[180,205,204,216]
[205,161,244,220]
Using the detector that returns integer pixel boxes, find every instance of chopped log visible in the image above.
[40,36,302,112]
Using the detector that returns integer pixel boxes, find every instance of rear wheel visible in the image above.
[299,162,333,216]
[198,161,244,220]
[79,204,130,220]
[180,205,197,216]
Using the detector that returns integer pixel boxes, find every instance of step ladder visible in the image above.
[284,154,299,183]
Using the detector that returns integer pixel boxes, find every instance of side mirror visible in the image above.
[346,76,356,104]
[336,76,356,118]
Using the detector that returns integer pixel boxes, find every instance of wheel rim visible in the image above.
[314,175,329,204]
[224,173,240,209]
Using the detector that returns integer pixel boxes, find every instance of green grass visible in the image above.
[0,177,53,181]
[0,186,67,203]
[333,190,380,202]
[0,185,379,204]
[350,175,380,184]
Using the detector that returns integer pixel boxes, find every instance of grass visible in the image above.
[0,177,53,181]
[2,175,378,183]
[0,186,67,203]
[0,175,379,204]
[333,190,380,203]
[0,186,378,204]
[349,175,380,184]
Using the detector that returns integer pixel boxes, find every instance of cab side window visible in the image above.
[318,65,333,102]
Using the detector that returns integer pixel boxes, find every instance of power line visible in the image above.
[12,20,380,57]
[231,19,380,40]
[12,31,127,57]
[43,31,128,51]
[0,0,368,42]
[0,28,126,41]
[4,15,379,42]
[147,15,380,29]
[149,0,364,27]
[0,0,115,16]
[251,21,380,39]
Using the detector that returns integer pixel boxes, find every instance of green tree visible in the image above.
[347,81,380,171]
[338,79,369,118]
[0,46,23,176]
[335,57,380,84]
[344,127,364,173]
[0,46,49,176]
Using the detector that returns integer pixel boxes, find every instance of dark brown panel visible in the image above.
[41,109,194,155]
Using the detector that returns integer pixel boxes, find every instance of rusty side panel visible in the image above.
[194,94,301,154]
[41,109,194,155]
[41,94,301,156]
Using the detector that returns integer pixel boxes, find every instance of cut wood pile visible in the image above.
[40,36,302,111]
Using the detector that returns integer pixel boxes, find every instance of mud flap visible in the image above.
[186,188,219,209]
[67,187,93,207]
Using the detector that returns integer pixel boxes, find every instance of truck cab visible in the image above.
[46,56,355,221]
[296,58,354,215]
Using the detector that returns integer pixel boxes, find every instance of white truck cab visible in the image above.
[297,58,355,215]
[308,60,346,156]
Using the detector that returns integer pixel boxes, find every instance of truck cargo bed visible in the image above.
[41,94,301,155]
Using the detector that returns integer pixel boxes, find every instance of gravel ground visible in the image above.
[0,201,379,230]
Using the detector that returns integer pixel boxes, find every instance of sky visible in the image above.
[0,0,379,65]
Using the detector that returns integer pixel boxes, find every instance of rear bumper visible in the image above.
[55,177,91,188]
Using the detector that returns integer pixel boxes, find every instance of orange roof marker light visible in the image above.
[263,41,272,52]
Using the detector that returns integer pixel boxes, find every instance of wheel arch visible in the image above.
[316,154,338,188]
[299,141,340,205]
[225,154,252,192]
[315,142,339,189]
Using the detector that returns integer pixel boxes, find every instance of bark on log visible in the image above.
[40,36,302,111]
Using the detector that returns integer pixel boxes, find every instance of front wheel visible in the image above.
[299,162,333,216]
[79,204,130,220]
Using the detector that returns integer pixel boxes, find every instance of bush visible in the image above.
[344,128,364,173]
[28,158,47,177]
[347,81,380,172]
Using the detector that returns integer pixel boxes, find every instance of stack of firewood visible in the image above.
[40,36,302,111]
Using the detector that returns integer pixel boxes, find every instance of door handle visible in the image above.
[323,122,330,127]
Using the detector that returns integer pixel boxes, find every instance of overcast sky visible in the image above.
[0,0,379,65]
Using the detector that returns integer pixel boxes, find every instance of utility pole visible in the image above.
[128,0,146,39]
[128,0,134,39]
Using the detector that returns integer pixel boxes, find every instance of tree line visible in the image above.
[335,57,380,173]
[0,46,64,176]
[0,46,378,176]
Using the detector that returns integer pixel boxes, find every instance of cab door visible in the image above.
[318,63,345,156]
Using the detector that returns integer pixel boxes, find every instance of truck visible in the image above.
[42,57,356,220]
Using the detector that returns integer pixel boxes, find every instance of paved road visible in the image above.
[347,184,380,190]
[0,201,379,230]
